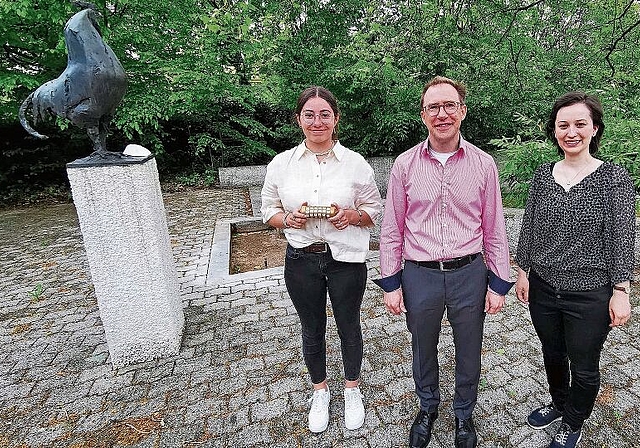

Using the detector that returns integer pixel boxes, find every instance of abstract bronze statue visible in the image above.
[19,2,127,157]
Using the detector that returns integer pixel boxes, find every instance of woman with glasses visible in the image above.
[515,91,635,448]
[261,86,383,433]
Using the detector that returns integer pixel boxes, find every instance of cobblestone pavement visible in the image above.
[1,188,639,448]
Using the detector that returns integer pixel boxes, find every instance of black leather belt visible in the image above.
[407,253,479,271]
[302,242,330,253]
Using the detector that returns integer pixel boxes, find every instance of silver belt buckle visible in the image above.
[439,260,453,272]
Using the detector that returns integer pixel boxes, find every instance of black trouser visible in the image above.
[528,270,611,430]
[284,244,367,384]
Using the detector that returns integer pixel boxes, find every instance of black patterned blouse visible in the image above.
[516,161,636,291]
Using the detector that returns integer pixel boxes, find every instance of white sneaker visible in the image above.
[344,387,365,430]
[308,387,330,433]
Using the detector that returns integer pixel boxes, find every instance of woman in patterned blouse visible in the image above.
[515,92,636,448]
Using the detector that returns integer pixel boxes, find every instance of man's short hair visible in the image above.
[420,76,467,109]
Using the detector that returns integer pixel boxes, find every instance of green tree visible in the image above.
[0,0,77,121]
[2,0,639,205]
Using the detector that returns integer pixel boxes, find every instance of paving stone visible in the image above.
[366,425,406,448]
[77,363,115,383]
[226,422,273,446]
[44,380,94,406]
[156,422,207,446]
[2,189,639,447]
[0,382,33,401]
[89,371,135,395]
[250,397,289,421]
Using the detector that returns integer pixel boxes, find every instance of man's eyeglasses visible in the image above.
[301,110,334,125]
[423,101,463,117]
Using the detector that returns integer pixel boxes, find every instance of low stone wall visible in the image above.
[218,164,267,188]
[223,162,640,262]
[219,156,394,198]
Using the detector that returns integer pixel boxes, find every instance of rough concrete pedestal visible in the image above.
[67,154,184,368]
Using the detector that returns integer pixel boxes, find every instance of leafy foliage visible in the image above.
[491,106,640,208]
[599,121,640,191]
[1,0,640,205]
[489,114,558,207]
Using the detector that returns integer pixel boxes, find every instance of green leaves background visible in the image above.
[1,0,639,205]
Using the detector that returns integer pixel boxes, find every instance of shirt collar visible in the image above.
[293,142,306,160]
[422,135,467,159]
[294,140,345,161]
[332,141,346,161]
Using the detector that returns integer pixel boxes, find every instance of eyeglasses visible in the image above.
[301,110,334,125]
[423,101,463,117]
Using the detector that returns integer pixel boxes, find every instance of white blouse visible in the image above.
[261,141,383,263]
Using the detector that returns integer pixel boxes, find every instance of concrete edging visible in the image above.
[207,216,284,285]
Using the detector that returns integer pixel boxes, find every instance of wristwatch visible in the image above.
[613,284,631,294]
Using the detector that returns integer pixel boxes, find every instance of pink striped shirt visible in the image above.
[379,137,511,290]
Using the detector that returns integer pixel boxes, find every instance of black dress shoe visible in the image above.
[409,410,438,448]
[455,417,478,448]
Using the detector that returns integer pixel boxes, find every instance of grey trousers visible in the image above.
[402,255,487,419]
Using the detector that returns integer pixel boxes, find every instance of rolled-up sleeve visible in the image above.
[355,165,383,223]
[261,159,284,223]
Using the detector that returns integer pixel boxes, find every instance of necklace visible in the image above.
[308,147,333,157]
[305,141,335,157]
[562,160,593,187]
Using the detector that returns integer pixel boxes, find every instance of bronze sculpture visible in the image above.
[18,2,127,157]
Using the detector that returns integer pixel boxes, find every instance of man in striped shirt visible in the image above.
[375,76,513,448]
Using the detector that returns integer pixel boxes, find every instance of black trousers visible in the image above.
[284,244,367,384]
[528,270,612,430]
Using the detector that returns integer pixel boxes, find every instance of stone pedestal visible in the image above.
[67,155,184,368]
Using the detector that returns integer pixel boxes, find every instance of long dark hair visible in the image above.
[545,91,605,155]
[295,86,340,140]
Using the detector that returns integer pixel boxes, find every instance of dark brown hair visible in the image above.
[295,86,340,140]
[546,91,605,155]
[420,76,467,109]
